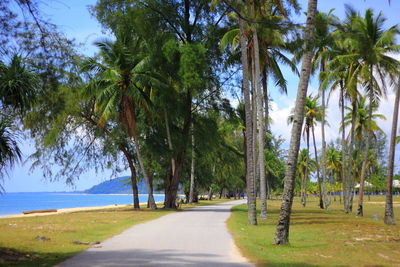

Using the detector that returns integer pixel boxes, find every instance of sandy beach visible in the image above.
[0,204,133,219]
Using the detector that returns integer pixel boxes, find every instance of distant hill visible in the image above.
[84,176,155,194]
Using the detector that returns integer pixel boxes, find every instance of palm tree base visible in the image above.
[356,204,363,216]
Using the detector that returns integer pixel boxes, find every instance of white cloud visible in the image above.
[269,86,396,149]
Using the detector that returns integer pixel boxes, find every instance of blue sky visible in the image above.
[3,0,400,192]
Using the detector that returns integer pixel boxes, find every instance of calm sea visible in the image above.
[0,193,165,216]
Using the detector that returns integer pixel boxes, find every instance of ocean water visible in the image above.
[0,192,165,216]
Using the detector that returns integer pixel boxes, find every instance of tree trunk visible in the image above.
[262,69,271,148]
[384,79,399,225]
[251,0,267,220]
[274,0,318,245]
[208,186,213,200]
[311,125,324,209]
[312,125,324,209]
[164,109,176,176]
[357,70,374,217]
[348,99,357,212]
[124,150,140,209]
[133,139,157,209]
[239,16,257,226]
[164,91,192,209]
[147,172,154,208]
[320,77,330,209]
[189,124,195,204]
[340,85,349,213]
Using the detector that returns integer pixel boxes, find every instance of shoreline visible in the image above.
[0,201,165,219]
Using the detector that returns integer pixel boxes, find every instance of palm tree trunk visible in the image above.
[320,78,330,209]
[274,0,318,245]
[239,16,257,226]
[340,84,350,213]
[348,101,357,212]
[357,69,374,217]
[250,2,267,220]
[384,79,399,225]
[134,139,157,209]
[189,124,195,204]
[303,132,311,207]
[262,69,270,148]
[124,150,140,209]
[312,124,324,209]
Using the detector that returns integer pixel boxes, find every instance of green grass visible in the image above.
[0,198,231,266]
[227,195,400,267]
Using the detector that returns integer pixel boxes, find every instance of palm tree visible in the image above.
[342,96,386,143]
[384,80,400,225]
[288,95,324,208]
[311,11,338,210]
[239,13,257,225]
[296,148,315,206]
[0,117,22,189]
[0,55,38,114]
[80,35,159,209]
[325,145,342,184]
[0,55,38,189]
[274,0,318,245]
[336,8,399,216]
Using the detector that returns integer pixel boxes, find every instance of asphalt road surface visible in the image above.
[58,199,254,267]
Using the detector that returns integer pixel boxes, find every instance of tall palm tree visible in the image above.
[310,11,338,210]
[80,35,159,209]
[239,13,257,225]
[288,95,324,208]
[274,0,318,245]
[336,8,399,216]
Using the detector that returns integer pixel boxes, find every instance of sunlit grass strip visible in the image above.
[227,195,400,267]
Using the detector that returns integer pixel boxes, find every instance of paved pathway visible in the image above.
[58,199,254,267]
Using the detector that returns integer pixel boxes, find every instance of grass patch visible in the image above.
[227,195,400,267]
[0,198,230,266]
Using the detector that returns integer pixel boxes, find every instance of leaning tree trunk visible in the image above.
[312,125,324,209]
[239,16,257,225]
[274,0,318,245]
[124,150,140,209]
[384,79,400,225]
[121,94,156,209]
[357,70,374,217]
[320,77,330,209]
[251,2,267,220]
[189,124,195,204]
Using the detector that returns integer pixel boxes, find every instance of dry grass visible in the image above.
[227,195,400,267]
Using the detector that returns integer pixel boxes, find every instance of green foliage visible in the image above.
[179,43,208,91]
